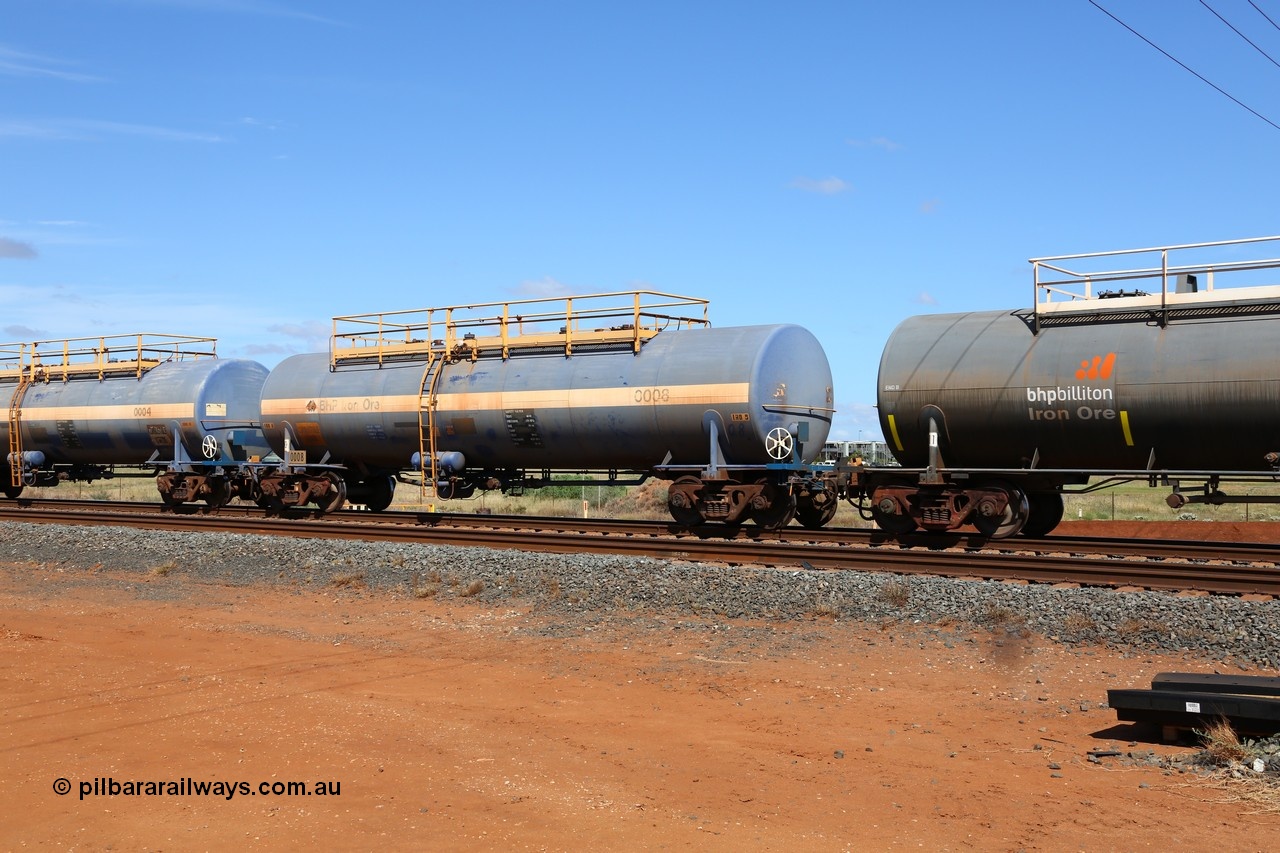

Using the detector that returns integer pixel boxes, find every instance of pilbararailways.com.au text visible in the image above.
[57,777,341,801]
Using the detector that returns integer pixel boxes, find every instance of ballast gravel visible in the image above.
[2,522,1278,669]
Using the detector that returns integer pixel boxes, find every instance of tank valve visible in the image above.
[1165,492,1186,509]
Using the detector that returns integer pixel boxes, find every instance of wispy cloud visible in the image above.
[912,292,938,305]
[789,176,851,195]
[0,118,224,143]
[2,220,119,250]
[236,116,286,131]
[0,46,103,83]
[240,320,329,356]
[111,0,346,26]
[919,199,941,214]
[510,276,576,299]
[847,136,902,152]
[266,320,328,340]
[0,238,37,259]
[0,282,271,345]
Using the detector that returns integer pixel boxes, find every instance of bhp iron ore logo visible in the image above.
[1025,352,1117,422]
[1075,352,1116,381]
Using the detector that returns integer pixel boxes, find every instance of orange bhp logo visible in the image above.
[1075,353,1116,381]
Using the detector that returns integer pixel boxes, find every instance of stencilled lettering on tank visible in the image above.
[314,397,377,413]
[633,387,671,404]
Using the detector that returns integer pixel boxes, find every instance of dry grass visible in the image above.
[979,601,1024,630]
[877,579,911,608]
[1197,717,1253,764]
[460,579,485,597]
[810,596,841,619]
[149,560,177,577]
[1115,617,1161,639]
[409,570,442,599]
[1186,775,1280,815]
[329,571,367,590]
[1061,612,1097,635]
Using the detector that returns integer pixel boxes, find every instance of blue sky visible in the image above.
[4,0,1280,441]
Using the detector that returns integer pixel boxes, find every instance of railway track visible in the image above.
[1,499,1277,597]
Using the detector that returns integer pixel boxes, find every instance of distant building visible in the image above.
[820,440,897,466]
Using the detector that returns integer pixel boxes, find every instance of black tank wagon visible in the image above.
[849,236,1280,538]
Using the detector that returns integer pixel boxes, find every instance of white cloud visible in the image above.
[912,292,938,305]
[789,176,851,195]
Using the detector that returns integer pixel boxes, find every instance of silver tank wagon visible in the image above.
[259,292,837,527]
[1,335,271,506]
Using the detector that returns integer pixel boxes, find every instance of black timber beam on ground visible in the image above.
[1149,672,1280,697]
[1107,688,1280,738]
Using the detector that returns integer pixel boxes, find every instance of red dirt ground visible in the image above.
[1,521,1276,850]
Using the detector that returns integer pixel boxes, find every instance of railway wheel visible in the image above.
[870,503,917,535]
[869,482,917,534]
[3,485,24,499]
[972,481,1029,539]
[1020,492,1065,538]
[667,476,705,526]
[749,482,795,531]
[363,475,395,512]
[318,472,347,514]
[203,480,232,508]
[794,496,837,530]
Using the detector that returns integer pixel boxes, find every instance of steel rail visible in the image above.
[1,502,1277,596]
[3,499,1278,565]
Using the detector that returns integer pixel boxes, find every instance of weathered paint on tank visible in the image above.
[260,325,833,473]
[0,359,271,465]
[877,309,1280,471]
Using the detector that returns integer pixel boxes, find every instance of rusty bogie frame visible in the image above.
[668,477,765,526]
[666,470,839,531]
[254,470,346,513]
[151,424,348,513]
[156,471,235,507]
[865,480,1025,537]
